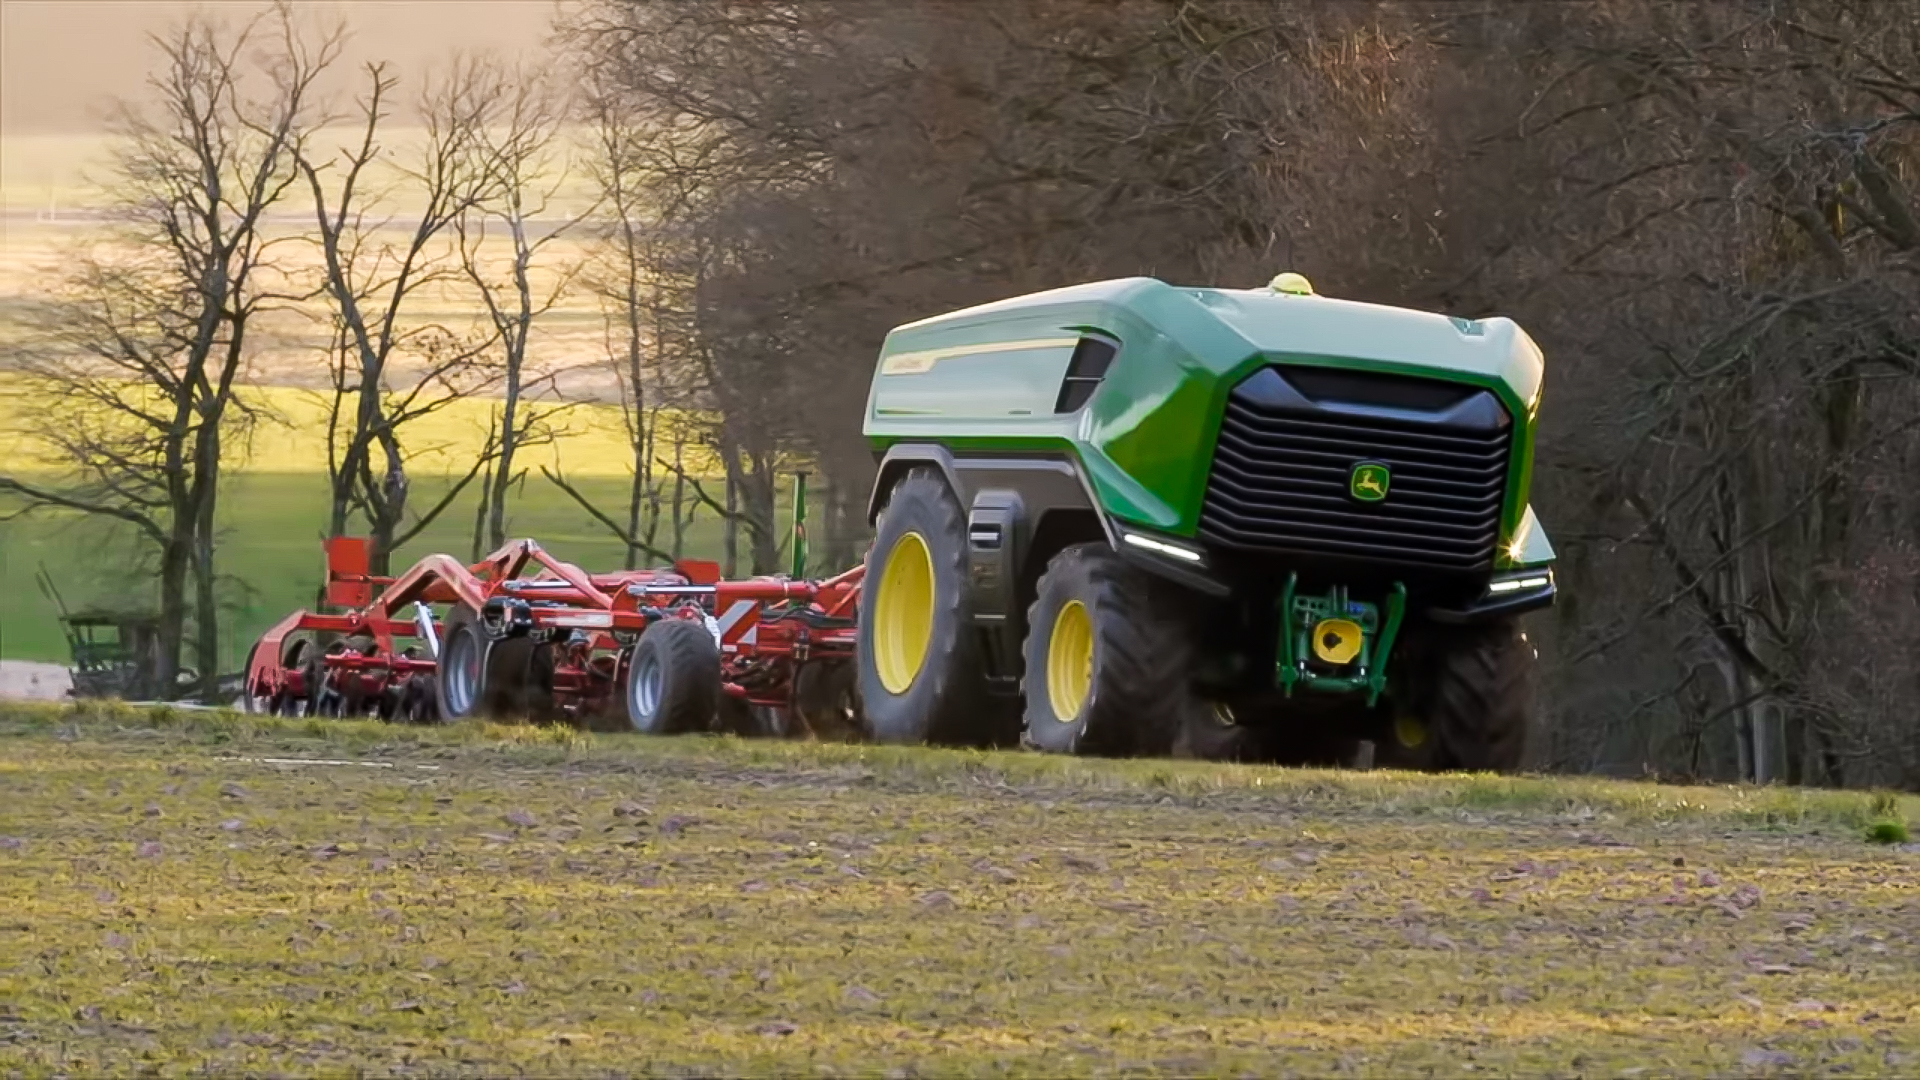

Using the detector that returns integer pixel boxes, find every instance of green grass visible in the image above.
[0,471,823,672]
[1,702,1916,1076]
[1866,819,1911,845]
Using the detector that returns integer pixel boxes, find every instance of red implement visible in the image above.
[242,537,865,737]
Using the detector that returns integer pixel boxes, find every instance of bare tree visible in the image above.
[296,56,509,574]
[456,61,594,555]
[1,7,336,697]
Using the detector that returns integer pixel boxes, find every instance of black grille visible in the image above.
[1199,366,1512,570]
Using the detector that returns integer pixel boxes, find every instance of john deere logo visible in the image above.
[1349,461,1391,502]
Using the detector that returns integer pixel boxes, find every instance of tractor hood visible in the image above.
[1179,285,1544,414]
[864,275,1551,567]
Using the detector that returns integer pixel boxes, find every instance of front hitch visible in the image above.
[1276,574,1406,707]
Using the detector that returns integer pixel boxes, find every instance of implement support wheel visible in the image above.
[1020,542,1192,757]
[624,617,720,735]
[434,604,486,722]
[794,660,866,742]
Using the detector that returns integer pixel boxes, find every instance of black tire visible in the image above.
[1177,696,1369,767]
[434,604,486,721]
[400,672,440,724]
[1180,707,1365,766]
[794,660,866,742]
[1020,542,1195,757]
[479,636,537,722]
[1367,708,1440,771]
[1390,618,1534,773]
[717,697,782,739]
[240,642,270,715]
[624,617,720,735]
[276,637,311,716]
[856,468,1018,748]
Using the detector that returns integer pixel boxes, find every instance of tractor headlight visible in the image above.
[1121,530,1204,565]
[1486,569,1554,595]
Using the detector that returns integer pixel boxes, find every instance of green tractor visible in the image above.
[854,272,1556,771]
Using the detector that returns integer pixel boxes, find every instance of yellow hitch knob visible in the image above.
[1310,617,1363,665]
[1270,271,1315,296]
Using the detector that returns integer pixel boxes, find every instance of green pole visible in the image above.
[791,471,809,579]
[1277,571,1299,697]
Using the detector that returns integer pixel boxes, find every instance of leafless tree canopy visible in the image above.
[2,5,338,697]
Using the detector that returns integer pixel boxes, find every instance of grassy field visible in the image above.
[0,702,1915,1075]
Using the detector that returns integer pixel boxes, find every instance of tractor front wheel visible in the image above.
[857,468,1018,748]
[1020,543,1193,758]
[1380,618,1533,773]
[624,617,720,735]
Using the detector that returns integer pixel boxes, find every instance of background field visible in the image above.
[0,469,817,672]
[0,703,1914,1074]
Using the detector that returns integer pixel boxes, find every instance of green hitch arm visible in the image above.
[790,471,810,579]
[1277,571,1299,697]
[1365,582,1407,707]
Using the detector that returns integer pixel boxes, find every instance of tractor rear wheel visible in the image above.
[1381,618,1533,773]
[624,617,720,735]
[856,468,1018,748]
[1020,543,1192,758]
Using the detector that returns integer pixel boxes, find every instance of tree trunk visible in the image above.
[722,468,737,577]
[671,434,688,560]
[154,536,191,701]
[471,451,496,562]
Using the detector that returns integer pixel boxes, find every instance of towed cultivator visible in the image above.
[244,479,867,740]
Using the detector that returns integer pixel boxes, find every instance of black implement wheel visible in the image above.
[624,617,720,735]
[794,660,865,742]
[479,636,536,722]
[434,604,486,722]
[1020,543,1194,758]
[240,641,273,715]
[483,640,560,725]
[1380,618,1534,773]
[856,468,1018,748]
[275,637,311,716]
[399,672,439,724]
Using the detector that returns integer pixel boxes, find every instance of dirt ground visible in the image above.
[0,659,70,701]
[0,705,1915,1075]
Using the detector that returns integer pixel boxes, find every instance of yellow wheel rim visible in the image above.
[872,531,935,694]
[1046,600,1094,723]
[1393,715,1428,749]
